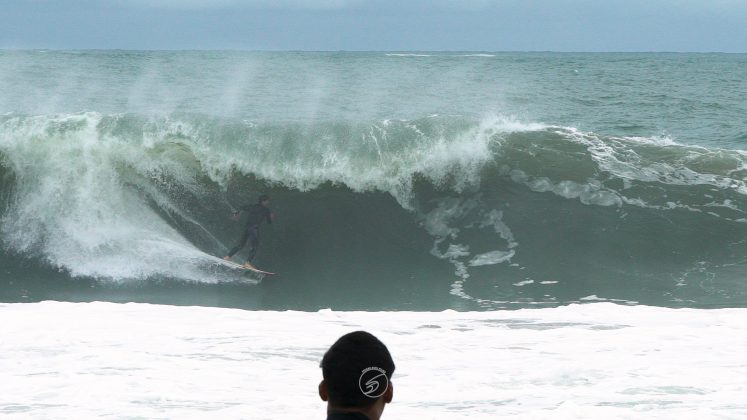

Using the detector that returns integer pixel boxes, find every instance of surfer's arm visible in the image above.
[232,203,253,216]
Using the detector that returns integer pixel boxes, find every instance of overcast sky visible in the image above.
[1,0,745,52]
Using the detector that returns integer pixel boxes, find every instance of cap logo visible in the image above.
[358,366,388,398]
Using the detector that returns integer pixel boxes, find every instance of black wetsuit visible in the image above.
[226,203,272,261]
[326,412,370,420]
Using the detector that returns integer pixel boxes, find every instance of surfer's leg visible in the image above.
[246,227,260,261]
[225,229,250,258]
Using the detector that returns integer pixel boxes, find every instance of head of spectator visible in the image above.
[319,331,395,420]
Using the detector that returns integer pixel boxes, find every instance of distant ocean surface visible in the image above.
[2,51,747,419]
[1,51,747,310]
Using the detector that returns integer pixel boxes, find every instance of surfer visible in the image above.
[319,331,395,420]
[223,194,275,269]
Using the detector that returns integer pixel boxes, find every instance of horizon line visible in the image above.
[1,48,746,54]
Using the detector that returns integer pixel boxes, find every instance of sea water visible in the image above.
[1,51,746,418]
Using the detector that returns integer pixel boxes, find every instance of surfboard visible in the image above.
[216,259,276,276]
[212,257,276,276]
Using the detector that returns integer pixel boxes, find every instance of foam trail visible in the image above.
[0,113,226,281]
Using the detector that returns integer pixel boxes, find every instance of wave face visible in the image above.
[1,51,746,310]
[2,111,747,309]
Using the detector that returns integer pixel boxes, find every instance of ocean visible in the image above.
[1,51,746,418]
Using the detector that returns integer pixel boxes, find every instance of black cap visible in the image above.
[321,331,395,408]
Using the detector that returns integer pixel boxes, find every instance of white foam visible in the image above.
[563,128,747,194]
[508,127,747,221]
[421,197,520,304]
[1,301,745,419]
[512,279,534,286]
[0,113,230,282]
[469,249,515,266]
[511,170,623,207]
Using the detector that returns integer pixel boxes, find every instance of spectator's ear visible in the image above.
[318,380,329,401]
[384,382,393,404]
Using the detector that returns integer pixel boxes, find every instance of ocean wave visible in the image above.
[1,112,746,307]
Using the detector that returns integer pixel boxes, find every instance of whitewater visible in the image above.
[2,302,746,419]
[1,51,747,418]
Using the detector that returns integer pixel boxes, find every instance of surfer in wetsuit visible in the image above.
[223,194,274,269]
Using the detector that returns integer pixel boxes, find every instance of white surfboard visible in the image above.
[210,256,276,276]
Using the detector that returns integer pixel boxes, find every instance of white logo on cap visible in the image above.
[358,366,388,398]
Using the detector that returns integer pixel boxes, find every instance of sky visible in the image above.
[1,0,745,52]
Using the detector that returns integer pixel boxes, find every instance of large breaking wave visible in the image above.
[2,112,747,307]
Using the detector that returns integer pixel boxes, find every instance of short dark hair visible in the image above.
[258,194,270,203]
[321,331,395,408]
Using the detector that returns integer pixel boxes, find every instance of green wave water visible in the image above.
[1,51,746,310]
